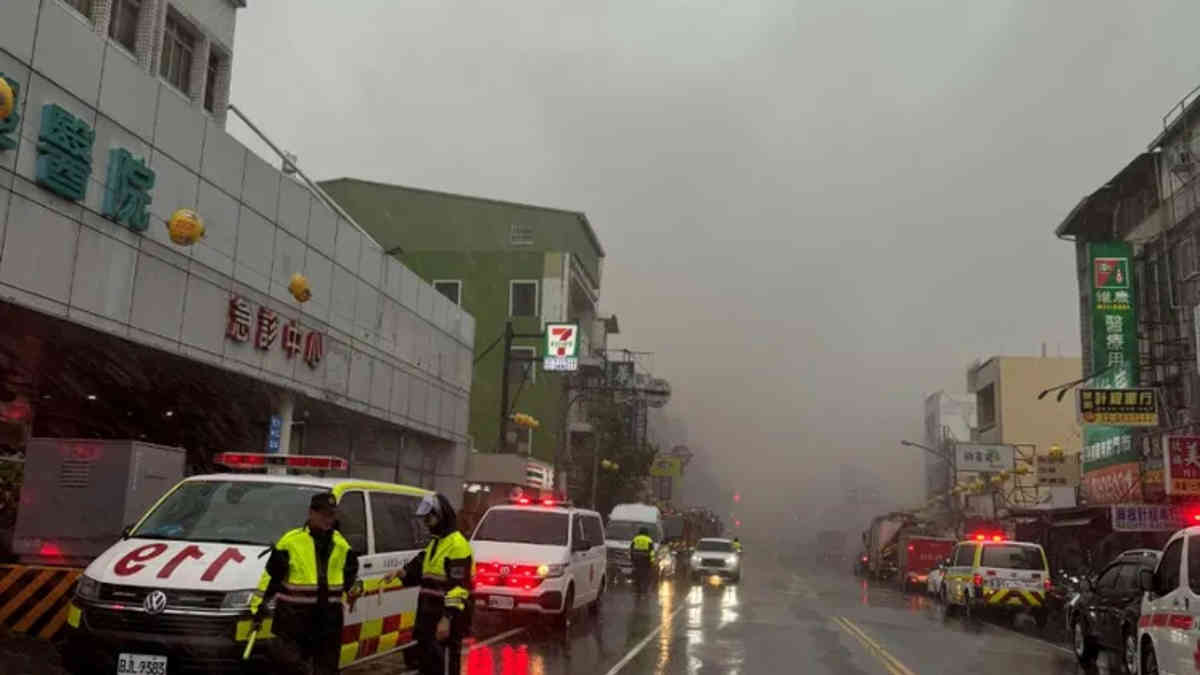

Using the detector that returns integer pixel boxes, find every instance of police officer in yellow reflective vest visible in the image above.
[732,537,742,553]
[250,492,359,675]
[384,493,472,675]
[630,527,655,595]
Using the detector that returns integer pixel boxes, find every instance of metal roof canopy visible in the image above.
[1054,152,1158,239]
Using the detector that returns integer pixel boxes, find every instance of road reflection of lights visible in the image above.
[656,580,675,673]
[861,579,869,606]
[529,652,545,675]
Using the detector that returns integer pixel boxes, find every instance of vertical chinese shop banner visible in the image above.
[1082,242,1139,500]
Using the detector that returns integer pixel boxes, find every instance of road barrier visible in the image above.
[0,564,81,640]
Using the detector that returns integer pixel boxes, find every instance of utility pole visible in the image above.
[497,321,513,453]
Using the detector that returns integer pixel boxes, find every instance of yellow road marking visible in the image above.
[833,616,918,675]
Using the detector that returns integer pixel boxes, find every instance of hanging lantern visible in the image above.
[288,273,312,302]
[0,77,13,120]
[167,209,205,246]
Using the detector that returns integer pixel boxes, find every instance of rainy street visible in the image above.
[349,550,1109,675]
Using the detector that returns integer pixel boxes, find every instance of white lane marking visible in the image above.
[466,626,527,651]
[603,602,688,675]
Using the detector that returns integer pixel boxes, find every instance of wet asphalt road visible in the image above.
[351,552,1134,674]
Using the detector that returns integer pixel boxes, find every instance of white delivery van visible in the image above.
[62,453,432,674]
[605,503,675,581]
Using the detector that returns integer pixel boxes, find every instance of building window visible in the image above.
[508,346,536,385]
[160,11,197,95]
[63,0,94,21]
[509,223,534,246]
[976,383,996,430]
[434,280,462,306]
[107,0,140,53]
[203,49,222,113]
[1175,235,1197,281]
[509,280,538,317]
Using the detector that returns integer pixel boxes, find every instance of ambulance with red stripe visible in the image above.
[1136,525,1200,675]
[62,453,432,674]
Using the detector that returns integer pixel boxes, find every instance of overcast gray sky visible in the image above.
[230,1,1200,525]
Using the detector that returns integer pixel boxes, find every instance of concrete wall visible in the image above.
[0,0,473,447]
[968,356,1081,453]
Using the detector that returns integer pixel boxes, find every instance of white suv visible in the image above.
[470,500,607,627]
[1137,525,1200,674]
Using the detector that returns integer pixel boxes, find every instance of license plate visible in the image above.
[1004,580,1025,589]
[117,654,167,675]
[620,566,632,575]
[487,596,514,610]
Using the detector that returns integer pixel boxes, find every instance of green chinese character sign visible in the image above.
[1089,241,1137,386]
[35,103,93,202]
[0,73,19,151]
[102,148,155,232]
[1084,241,1139,472]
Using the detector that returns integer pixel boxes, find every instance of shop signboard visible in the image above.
[954,443,1014,473]
[543,323,579,372]
[649,456,683,478]
[1082,461,1142,505]
[1082,241,1139,487]
[266,415,282,453]
[1165,436,1200,497]
[1035,453,1080,487]
[1144,457,1166,501]
[1111,504,1185,532]
[1078,388,1158,426]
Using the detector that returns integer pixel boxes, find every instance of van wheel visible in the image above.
[556,586,575,629]
[1072,615,1097,664]
[1142,639,1159,675]
[589,577,604,615]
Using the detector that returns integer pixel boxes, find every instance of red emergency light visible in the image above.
[974,534,985,541]
[214,453,348,471]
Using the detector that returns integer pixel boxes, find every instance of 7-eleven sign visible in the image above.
[543,323,580,372]
[546,323,579,358]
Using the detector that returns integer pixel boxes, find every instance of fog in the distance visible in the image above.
[229,2,1200,543]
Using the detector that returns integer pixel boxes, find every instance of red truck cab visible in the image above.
[898,535,955,592]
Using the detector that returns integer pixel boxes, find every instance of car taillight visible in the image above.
[973,574,983,587]
[1044,577,1052,591]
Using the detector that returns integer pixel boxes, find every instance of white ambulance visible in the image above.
[62,453,432,674]
[1136,523,1200,675]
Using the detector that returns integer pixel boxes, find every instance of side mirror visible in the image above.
[121,524,133,539]
[1139,568,1155,594]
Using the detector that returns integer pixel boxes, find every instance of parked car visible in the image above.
[1068,548,1160,673]
[926,557,950,596]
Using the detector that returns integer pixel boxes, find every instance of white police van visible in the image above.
[63,453,432,673]
[470,495,606,627]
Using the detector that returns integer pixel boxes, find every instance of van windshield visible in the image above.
[606,520,661,542]
[473,510,568,546]
[132,481,326,545]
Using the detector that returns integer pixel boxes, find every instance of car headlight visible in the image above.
[221,589,256,610]
[537,564,565,578]
[75,575,101,601]
[691,554,701,566]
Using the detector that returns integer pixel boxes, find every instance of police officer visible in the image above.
[384,493,472,675]
[732,537,742,553]
[250,492,359,675]
[630,527,655,595]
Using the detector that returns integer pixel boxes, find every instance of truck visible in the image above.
[896,534,955,592]
[864,512,917,580]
